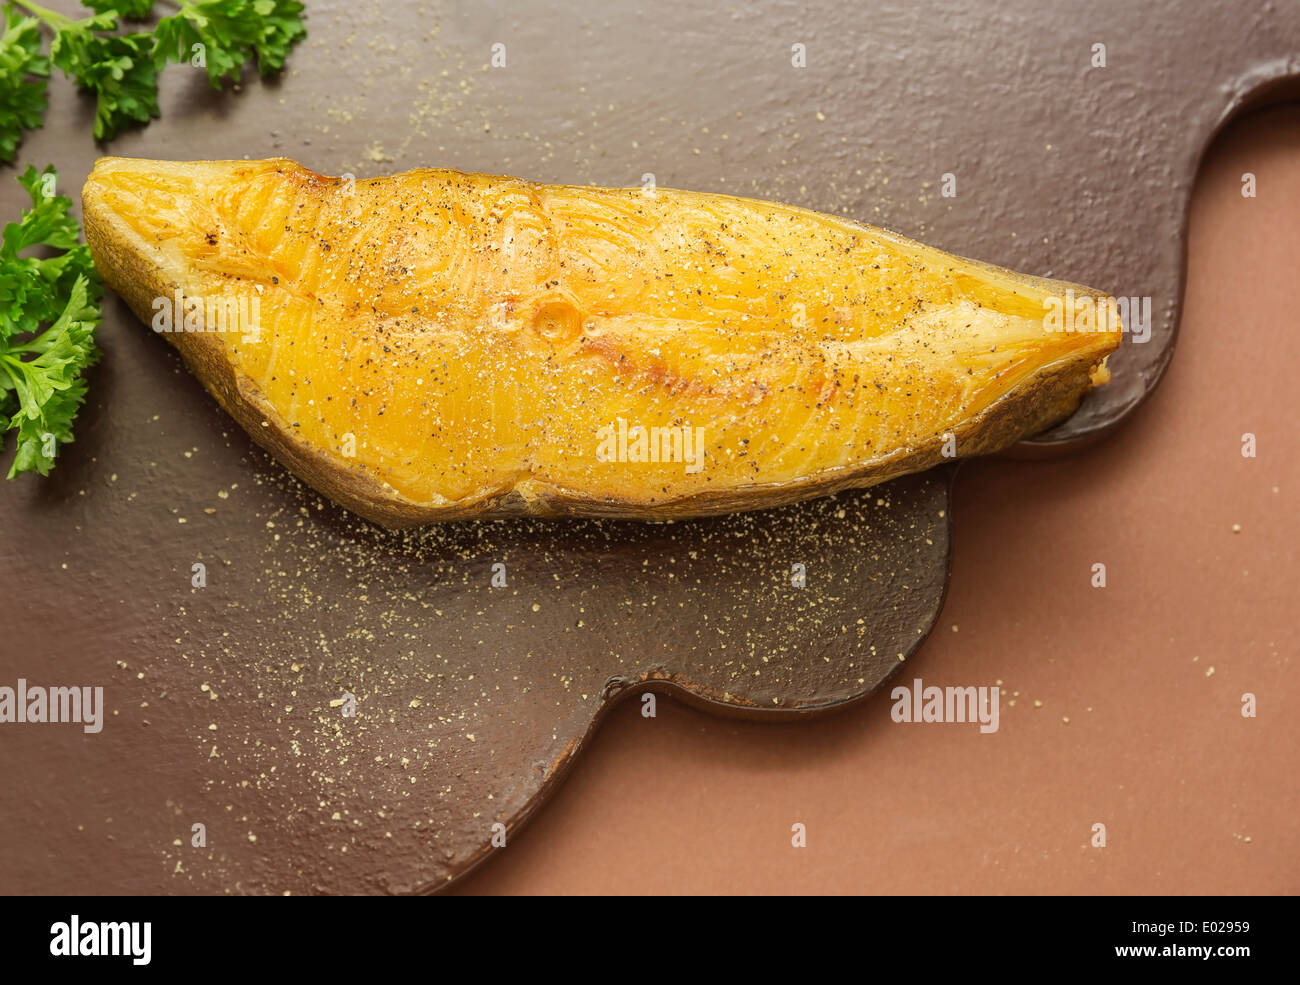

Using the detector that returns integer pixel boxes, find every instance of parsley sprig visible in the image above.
[0,6,49,162]
[154,0,306,87]
[0,0,306,155]
[0,165,101,478]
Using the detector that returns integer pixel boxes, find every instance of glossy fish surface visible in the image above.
[83,157,1120,526]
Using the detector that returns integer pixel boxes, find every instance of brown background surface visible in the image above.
[0,1,1295,894]
[456,105,1300,894]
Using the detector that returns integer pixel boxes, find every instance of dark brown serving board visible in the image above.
[0,0,1296,893]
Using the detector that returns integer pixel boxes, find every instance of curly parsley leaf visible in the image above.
[1,0,305,147]
[0,6,49,163]
[154,0,306,88]
[49,17,160,140]
[0,165,102,479]
[82,0,156,19]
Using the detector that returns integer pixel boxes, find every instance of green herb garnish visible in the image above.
[0,165,102,478]
[0,0,306,153]
[0,6,48,162]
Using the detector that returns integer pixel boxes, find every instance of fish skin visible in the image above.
[82,157,1120,527]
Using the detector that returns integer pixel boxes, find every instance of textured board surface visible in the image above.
[0,0,1295,893]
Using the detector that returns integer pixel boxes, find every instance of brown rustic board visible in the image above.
[0,0,1296,893]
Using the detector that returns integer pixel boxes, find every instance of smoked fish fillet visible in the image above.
[82,157,1120,527]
